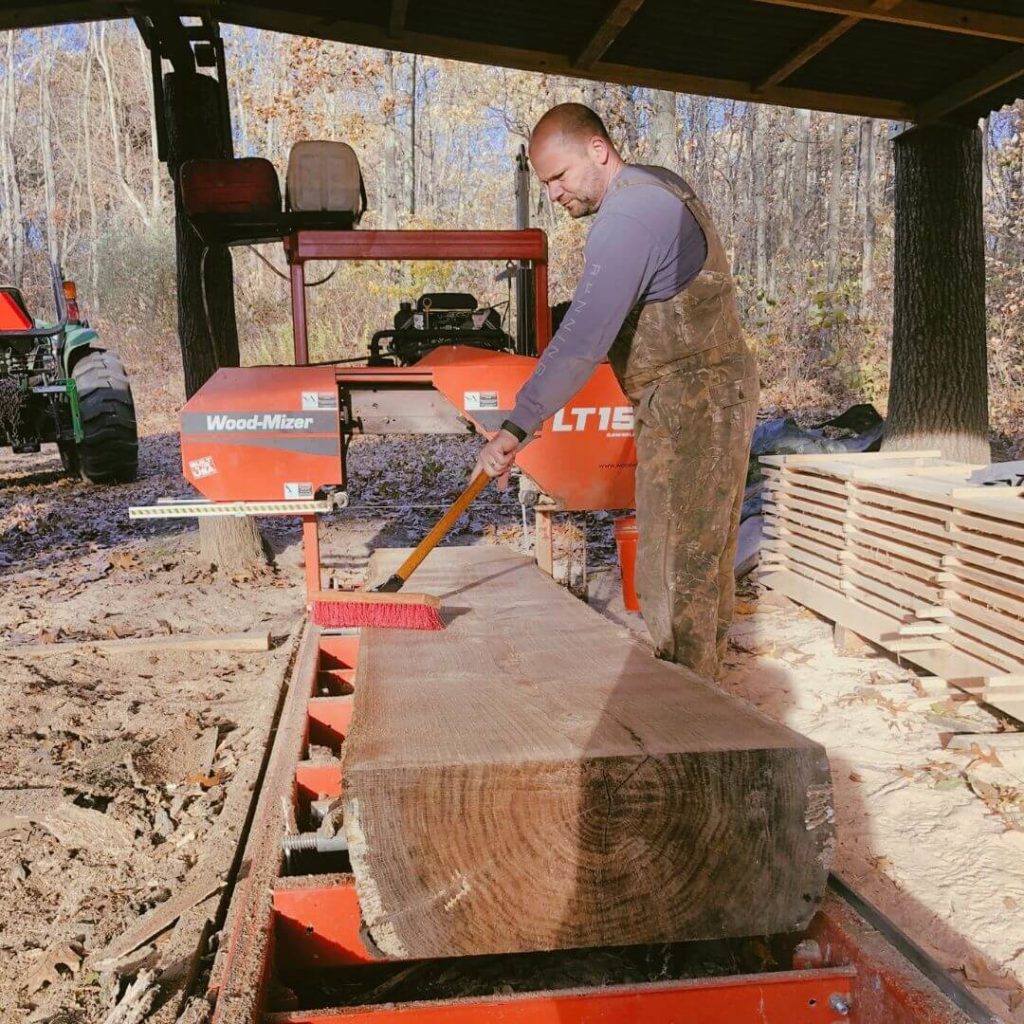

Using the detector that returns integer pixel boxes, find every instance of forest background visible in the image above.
[1,23,1022,450]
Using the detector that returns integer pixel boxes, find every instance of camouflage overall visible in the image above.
[608,175,758,679]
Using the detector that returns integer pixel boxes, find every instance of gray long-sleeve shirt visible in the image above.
[508,164,707,436]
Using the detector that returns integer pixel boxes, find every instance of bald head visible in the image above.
[532,103,613,149]
[529,103,624,219]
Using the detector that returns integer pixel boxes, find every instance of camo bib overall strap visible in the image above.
[609,172,759,679]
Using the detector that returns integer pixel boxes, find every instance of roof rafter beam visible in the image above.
[574,0,647,70]
[751,0,1024,45]
[917,46,1024,122]
[221,7,915,121]
[755,0,900,90]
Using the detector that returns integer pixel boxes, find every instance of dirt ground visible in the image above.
[2,381,1023,1022]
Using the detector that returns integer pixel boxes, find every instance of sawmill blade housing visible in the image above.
[179,346,637,512]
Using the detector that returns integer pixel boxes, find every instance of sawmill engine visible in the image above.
[368,292,512,366]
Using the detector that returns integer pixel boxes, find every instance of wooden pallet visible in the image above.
[760,454,1024,720]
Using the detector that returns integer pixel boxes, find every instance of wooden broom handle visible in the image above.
[393,471,491,584]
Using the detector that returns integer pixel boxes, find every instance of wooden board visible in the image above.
[950,487,1024,524]
[952,509,1024,545]
[342,547,834,960]
[763,469,849,498]
[848,500,950,542]
[760,570,985,676]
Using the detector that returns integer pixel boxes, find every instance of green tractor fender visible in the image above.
[60,323,101,376]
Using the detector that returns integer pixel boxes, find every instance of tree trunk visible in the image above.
[82,29,100,304]
[620,86,640,159]
[2,30,25,285]
[408,53,417,217]
[750,105,769,298]
[857,119,876,319]
[137,31,162,223]
[650,90,676,169]
[790,108,810,294]
[381,51,399,230]
[163,69,266,572]
[39,42,60,265]
[96,23,148,225]
[0,34,13,281]
[197,514,268,573]
[885,123,989,464]
[826,113,843,293]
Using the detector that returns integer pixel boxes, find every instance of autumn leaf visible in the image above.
[962,743,1004,770]
[961,956,1018,991]
[110,550,140,571]
[186,770,225,790]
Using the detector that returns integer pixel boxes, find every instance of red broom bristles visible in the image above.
[310,598,445,631]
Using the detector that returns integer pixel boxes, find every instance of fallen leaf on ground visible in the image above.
[186,770,224,790]
[962,956,1018,991]
[734,600,758,615]
[19,941,82,994]
[961,743,1004,770]
[110,550,140,571]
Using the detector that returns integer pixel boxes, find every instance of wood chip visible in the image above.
[0,788,136,856]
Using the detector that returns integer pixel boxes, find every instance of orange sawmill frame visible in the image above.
[283,229,552,365]
[208,626,977,1024]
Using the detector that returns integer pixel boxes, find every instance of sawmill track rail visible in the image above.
[197,620,995,1024]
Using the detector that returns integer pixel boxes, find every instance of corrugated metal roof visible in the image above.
[3,0,1022,122]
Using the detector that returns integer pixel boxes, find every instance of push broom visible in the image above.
[310,469,493,630]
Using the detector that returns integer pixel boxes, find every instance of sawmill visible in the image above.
[2,2,1023,1023]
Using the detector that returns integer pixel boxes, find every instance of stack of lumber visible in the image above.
[760,452,1024,718]
[945,489,1024,674]
[761,458,848,594]
[342,547,835,960]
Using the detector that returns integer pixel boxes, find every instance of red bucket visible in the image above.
[613,515,640,612]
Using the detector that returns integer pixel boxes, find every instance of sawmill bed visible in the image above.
[205,549,992,1024]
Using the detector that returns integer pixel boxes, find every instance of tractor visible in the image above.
[0,260,138,483]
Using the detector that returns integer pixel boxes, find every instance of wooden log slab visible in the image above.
[342,547,834,960]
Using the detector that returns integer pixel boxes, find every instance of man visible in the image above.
[474,103,758,679]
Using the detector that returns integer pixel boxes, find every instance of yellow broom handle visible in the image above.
[393,471,492,583]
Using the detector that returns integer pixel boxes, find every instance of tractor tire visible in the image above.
[72,349,138,483]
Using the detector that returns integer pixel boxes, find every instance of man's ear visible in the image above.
[589,135,611,165]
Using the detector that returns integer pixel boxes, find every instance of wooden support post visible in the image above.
[302,515,322,602]
[290,259,308,365]
[885,124,989,464]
